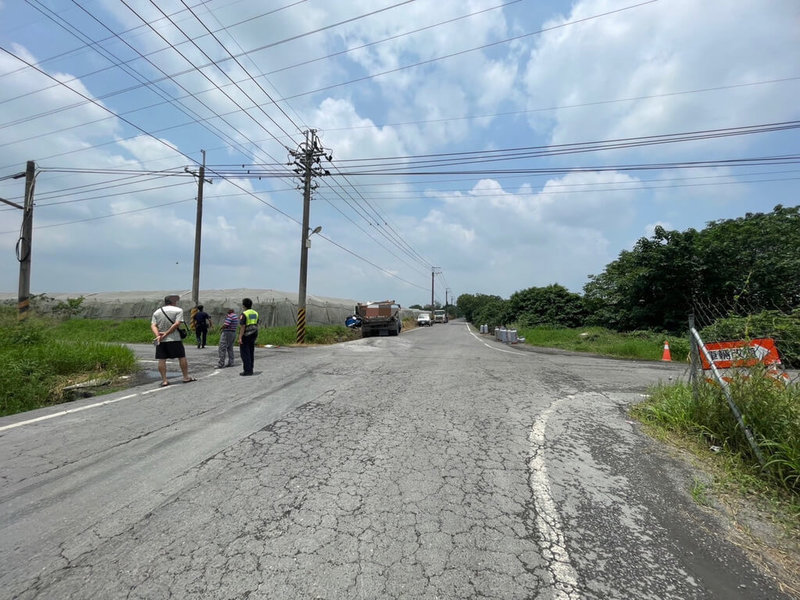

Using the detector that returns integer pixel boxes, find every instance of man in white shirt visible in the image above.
[150,294,196,387]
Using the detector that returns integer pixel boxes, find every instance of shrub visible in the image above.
[700,310,800,365]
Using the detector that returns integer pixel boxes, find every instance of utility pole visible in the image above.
[290,130,331,344]
[431,267,439,312]
[190,150,211,307]
[17,161,35,321]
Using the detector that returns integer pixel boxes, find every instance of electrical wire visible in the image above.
[278,0,659,103]
[264,0,522,77]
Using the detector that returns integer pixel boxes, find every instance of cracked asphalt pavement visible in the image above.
[0,321,790,599]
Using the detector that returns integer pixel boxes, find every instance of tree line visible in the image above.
[458,205,800,334]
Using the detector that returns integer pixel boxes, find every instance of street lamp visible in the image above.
[305,225,322,248]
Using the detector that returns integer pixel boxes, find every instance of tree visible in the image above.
[457,293,505,324]
[583,205,800,332]
[695,205,800,311]
[584,226,703,331]
[473,297,510,329]
[507,284,586,328]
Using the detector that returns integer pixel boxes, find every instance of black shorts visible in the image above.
[155,340,186,360]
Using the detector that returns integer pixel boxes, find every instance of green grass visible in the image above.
[632,370,800,502]
[0,312,138,417]
[0,308,362,417]
[516,325,690,361]
[54,317,160,343]
[690,477,712,506]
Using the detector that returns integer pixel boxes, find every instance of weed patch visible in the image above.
[632,372,800,499]
[516,325,690,361]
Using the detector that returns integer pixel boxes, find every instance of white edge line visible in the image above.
[465,322,521,355]
[0,393,139,432]
[0,371,216,432]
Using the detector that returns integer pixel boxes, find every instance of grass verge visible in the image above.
[0,310,363,417]
[631,371,800,580]
[0,314,138,417]
[632,371,800,497]
[516,325,690,361]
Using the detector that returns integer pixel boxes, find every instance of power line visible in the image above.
[0,197,195,234]
[278,0,660,103]
[0,45,195,165]
[264,0,522,77]
[154,0,302,143]
[19,0,258,163]
[120,0,300,152]
[317,76,800,135]
[332,155,800,177]
[314,232,429,292]
[330,121,800,168]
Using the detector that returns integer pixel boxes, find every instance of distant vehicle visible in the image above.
[349,300,402,337]
[433,309,448,323]
[417,313,432,327]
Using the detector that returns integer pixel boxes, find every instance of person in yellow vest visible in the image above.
[238,298,259,376]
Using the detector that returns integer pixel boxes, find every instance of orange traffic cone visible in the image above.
[661,340,672,361]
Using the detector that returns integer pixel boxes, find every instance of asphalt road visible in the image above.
[0,321,789,599]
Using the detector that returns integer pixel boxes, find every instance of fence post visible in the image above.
[689,313,700,401]
[690,327,765,466]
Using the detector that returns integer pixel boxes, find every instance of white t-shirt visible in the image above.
[151,305,184,342]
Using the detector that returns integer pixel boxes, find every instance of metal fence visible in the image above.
[691,293,799,384]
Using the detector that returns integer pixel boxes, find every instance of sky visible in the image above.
[0,0,798,309]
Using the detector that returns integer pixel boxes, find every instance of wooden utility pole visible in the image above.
[191,150,209,307]
[18,161,36,321]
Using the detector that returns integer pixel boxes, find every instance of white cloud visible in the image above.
[524,0,800,146]
[0,0,796,306]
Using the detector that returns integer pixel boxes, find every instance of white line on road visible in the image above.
[0,394,139,432]
[0,372,217,432]
[464,323,522,355]
[464,323,580,594]
[529,398,581,599]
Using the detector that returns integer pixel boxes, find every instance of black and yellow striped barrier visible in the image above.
[296,307,306,344]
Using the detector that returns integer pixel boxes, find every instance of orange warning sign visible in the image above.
[700,338,788,384]
[699,338,781,370]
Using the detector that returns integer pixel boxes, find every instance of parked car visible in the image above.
[417,312,432,326]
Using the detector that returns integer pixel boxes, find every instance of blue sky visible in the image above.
[0,0,797,308]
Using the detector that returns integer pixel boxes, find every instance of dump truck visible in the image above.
[433,309,448,323]
[350,300,402,337]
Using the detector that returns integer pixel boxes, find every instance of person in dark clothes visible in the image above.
[238,298,259,376]
[193,304,212,348]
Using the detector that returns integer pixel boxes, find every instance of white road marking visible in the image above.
[529,399,581,599]
[0,373,212,432]
[464,323,580,593]
[465,323,522,355]
[0,394,138,432]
